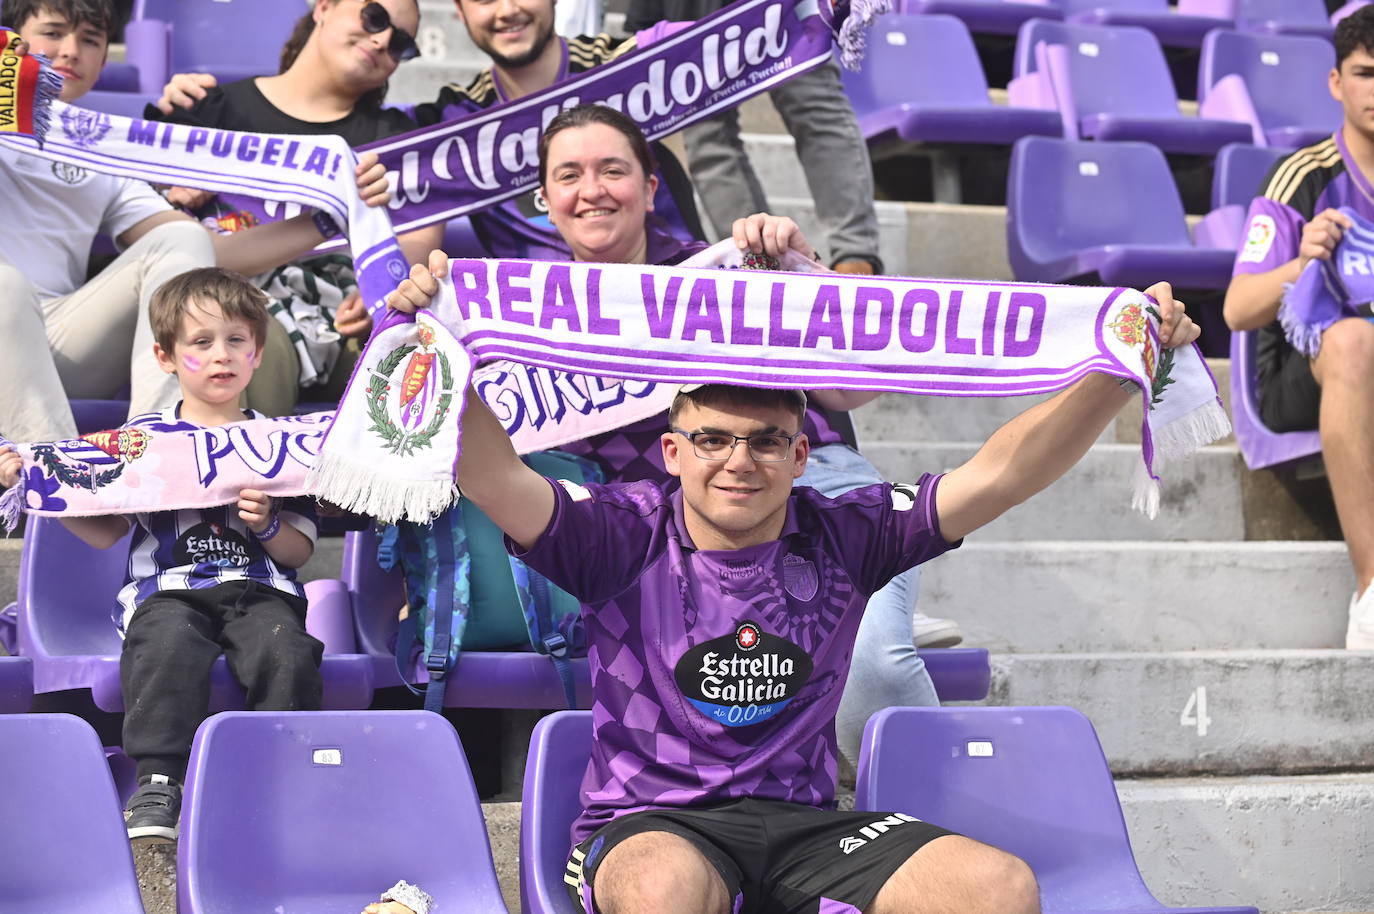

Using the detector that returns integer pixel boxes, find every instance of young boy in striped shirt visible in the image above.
[0,267,324,843]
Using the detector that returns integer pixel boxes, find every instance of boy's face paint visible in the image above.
[182,355,203,372]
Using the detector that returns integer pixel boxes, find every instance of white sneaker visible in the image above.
[1348,587,1374,650]
[913,613,963,648]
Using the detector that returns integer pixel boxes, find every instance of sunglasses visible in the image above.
[360,0,421,63]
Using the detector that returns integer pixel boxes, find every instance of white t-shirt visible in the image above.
[0,144,171,299]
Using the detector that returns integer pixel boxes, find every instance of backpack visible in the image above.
[377,450,602,712]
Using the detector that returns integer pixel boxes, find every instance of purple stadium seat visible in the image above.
[1013,20,1251,155]
[77,91,160,119]
[179,710,510,914]
[855,706,1262,914]
[1058,0,1231,48]
[1007,136,1237,286]
[521,710,593,914]
[0,714,144,911]
[1198,30,1340,148]
[0,655,34,712]
[68,399,132,435]
[839,14,1063,147]
[444,215,491,257]
[342,528,991,705]
[1179,0,1333,38]
[897,0,1063,36]
[1229,330,1322,469]
[91,62,141,92]
[125,0,305,95]
[1193,142,1286,248]
[15,515,373,711]
[1332,1,1371,26]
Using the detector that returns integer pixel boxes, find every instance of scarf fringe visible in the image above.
[837,0,891,69]
[31,64,61,143]
[1152,397,1231,462]
[1131,464,1161,519]
[0,482,23,534]
[307,452,458,525]
[1278,293,1327,359]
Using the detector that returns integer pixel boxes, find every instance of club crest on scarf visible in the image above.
[29,427,150,492]
[365,321,457,456]
[1107,301,1176,409]
[59,106,111,149]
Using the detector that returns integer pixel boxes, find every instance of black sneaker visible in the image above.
[125,775,181,844]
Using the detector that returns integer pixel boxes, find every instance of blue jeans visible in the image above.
[797,445,940,765]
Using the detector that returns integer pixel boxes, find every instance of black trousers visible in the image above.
[120,580,324,781]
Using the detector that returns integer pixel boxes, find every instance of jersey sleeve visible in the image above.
[507,478,667,604]
[1232,196,1304,277]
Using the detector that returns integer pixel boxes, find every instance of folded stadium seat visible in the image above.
[14,515,373,711]
[0,656,34,712]
[0,714,144,911]
[839,14,1063,149]
[1192,142,1286,249]
[1332,1,1372,27]
[896,0,1063,36]
[1229,330,1322,469]
[179,710,510,914]
[342,528,992,706]
[77,90,161,119]
[91,62,141,93]
[1198,30,1341,148]
[1178,0,1334,39]
[1013,20,1252,155]
[1007,135,1237,286]
[124,0,306,96]
[1058,0,1231,49]
[444,215,491,257]
[854,706,1262,914]
[68,399,132,435]
[521,710,594,914]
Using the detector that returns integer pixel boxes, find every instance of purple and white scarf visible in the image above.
[1280,206,1374,357]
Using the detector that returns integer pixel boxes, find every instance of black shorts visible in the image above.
[1258,343,1321,433]
[564,797,957,914]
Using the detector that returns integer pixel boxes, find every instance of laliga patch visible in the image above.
[1238,214,1277,264]
[674,621,813,727]
[890,483,920,512]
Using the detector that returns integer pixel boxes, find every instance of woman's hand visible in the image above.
[386,250,450,314]
[1142,281,1201,349]
[155,72,218,114]
[356,152,390,208]
[0,446,22,489]
[731,213,818,261]
[334,293,373,338]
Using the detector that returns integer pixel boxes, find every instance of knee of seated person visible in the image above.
[141,219,214,256]
[594,832,727,914]
[962,844,1039,914]
[1315,318,1374,383]
[0,262,38,306]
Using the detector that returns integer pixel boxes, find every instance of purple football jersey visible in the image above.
[510,474,958,842]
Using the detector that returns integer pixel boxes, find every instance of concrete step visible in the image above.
[924,541,1353,651]
[986,649,1374,776]
[865,442,1245,542]
[742,132,812,201]
[1122,773,1374,913]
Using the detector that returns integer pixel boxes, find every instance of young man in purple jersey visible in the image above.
[1223,5,1374,649]
[388,242,1200,914]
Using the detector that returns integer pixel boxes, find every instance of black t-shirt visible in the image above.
[145,77,416,144]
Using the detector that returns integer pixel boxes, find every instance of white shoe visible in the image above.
[913,613,963,648]
[1348,587,1374,650]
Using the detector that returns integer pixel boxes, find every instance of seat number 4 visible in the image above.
[1179,686,1211,737]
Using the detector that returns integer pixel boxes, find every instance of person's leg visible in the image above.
[767,62,882,270]
[682,106,772,240]
[593,832,733,914]
[0,263,77,441]
[44,221,214,418]
[218,581,323,711]
[867,836,1040,914]
[1309,317,1374,647]
[798,445,941,765]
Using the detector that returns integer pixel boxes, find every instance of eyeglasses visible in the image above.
[672,429,800,462]
[360,0,421,63]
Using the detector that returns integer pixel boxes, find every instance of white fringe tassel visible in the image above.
[307,453,458,524]
[1131,398,1233,518]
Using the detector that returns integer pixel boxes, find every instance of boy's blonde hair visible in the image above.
[150,267,271,353]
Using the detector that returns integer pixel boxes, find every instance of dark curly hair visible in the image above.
[1335,4,1374,67]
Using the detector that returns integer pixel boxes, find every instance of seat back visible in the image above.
[1057,0,1167,15]
[1218,0,1330,31]
[521,710,595,914]
[1007,136,1191,276]
[1026,20,1182,119]
[342,527,406,660]
[843,14,994,116]
[1199,30,1339,133]
[132,0,304,83]
[855,706,1159,912]
[180,710,510,914]
[0,714,144,910]
[18,516,129,660]
[1212,142,1286,209]
[0,656,34,712]
[1228,329,1322,468]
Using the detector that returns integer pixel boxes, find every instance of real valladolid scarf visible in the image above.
[1279,206,1374,357]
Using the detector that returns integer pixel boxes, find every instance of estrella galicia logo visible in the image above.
[675,621,813,727]
[59,106,112,149]
[174,522,252,569]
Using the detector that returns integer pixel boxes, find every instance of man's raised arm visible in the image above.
[388,258,554,550]
[935,282,1201,543]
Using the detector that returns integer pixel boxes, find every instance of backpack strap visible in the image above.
[420,517,460,714]
[508,555,578,709]
[382,517,469,713]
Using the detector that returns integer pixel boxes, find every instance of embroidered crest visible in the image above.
[30,427,150,492]
[782,553,819,602]
[50,162,87,185]
[1107,302,1175,410]
[59,106,111,149]
[365,322,455,455]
